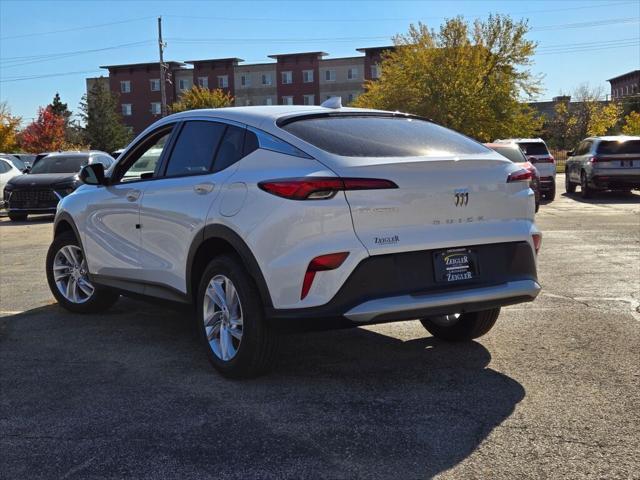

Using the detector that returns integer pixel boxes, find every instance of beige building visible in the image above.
[233,63,278,106]
[319,57,366,105]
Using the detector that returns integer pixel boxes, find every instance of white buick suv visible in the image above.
[46,105,542,378]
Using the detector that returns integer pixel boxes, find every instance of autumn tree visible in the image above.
[170,86,234,113]
[0,102,21,152]
[544,85,621,149]
[47,92,85,146]
[621,111,640,135]
[19,106,66,153]
[353,15,543,141]
[79,79,132,153]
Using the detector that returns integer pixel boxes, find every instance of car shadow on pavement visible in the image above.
[0,300,525,479]
[561,190,640,204]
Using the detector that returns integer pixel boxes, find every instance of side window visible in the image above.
[118,130,172,183]
[0,160,10,173]
[243,130,259,157]
[213,125,246,172]
[164,121,225,177]
[585,141,594,154]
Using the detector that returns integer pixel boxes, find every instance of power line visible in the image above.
[167,35,391,45]
[0,70,104,83]
[537,42,639,55]
[0,16,155,40]
[531,17,640,32]
[537,37,640,50]
[163,2,636,23]
[0,41,154,68]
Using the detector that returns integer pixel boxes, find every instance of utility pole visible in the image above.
[158,16,168,117]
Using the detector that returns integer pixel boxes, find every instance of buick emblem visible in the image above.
[454,189,469,207]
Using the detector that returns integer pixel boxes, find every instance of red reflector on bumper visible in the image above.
[301,252,349,299]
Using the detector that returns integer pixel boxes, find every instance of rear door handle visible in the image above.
[126,190,141,202]
[194,183,214,194]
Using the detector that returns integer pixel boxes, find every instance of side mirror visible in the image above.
[567,150,574,157]
[23,166,31,173]
[80,163,107,186]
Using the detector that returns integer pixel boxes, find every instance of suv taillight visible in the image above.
[258,177,398,200]
[507,169,533,183]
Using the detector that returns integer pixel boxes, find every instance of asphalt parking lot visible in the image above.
[1,174,639,479]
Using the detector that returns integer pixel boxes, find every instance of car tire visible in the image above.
[46,232,119,313]
[419,308,500,342]
[565,173,576,194]
[196,254,279,378]
[580,171,593,199]
[8,212,27,222]
[545,183,556,201]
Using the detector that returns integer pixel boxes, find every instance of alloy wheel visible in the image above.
[53,245,94,304]
[203,274,244,361]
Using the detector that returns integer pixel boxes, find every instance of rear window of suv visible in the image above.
[280,115,489,157]
[517,142,549,156]
[596,140,640,155]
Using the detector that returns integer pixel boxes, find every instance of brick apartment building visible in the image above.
[87,46,394,134]
[608,70,639,99]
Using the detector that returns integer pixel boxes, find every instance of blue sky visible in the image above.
[1,0,639,123]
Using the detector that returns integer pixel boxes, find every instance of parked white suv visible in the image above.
[46,106,541,377]
[495,138,556,200]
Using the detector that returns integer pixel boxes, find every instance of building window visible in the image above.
[281,71,293,85]
[150,79,160,91]
[347,68,359,80]
[265,97,273,105]
[303,94,315,105]
[178,79,189,91]
[303,70,314,83]
[324,69,336,81]
[218,75,229,88]
[198,76,209,89]
[282,96,294,105]
[121,103,132,116]
[370,64,380,79]
[240,74,251,88]
[150,102,161,115]
[262,73,272,86]
[120,80,131,93]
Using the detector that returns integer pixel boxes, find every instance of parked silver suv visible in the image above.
[565,136,640,198]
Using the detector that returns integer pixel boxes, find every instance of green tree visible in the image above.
[170,86,234,113]
[353,15,543,141]
[621,111,640,135]
[0,102,21,152]
[79,79,132,152]
[48,92,71,123]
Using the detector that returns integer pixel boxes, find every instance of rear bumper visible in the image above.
[538,176,555,191]
[267,241,539,330]
[344,280,540,323]
[592,174,640,189]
